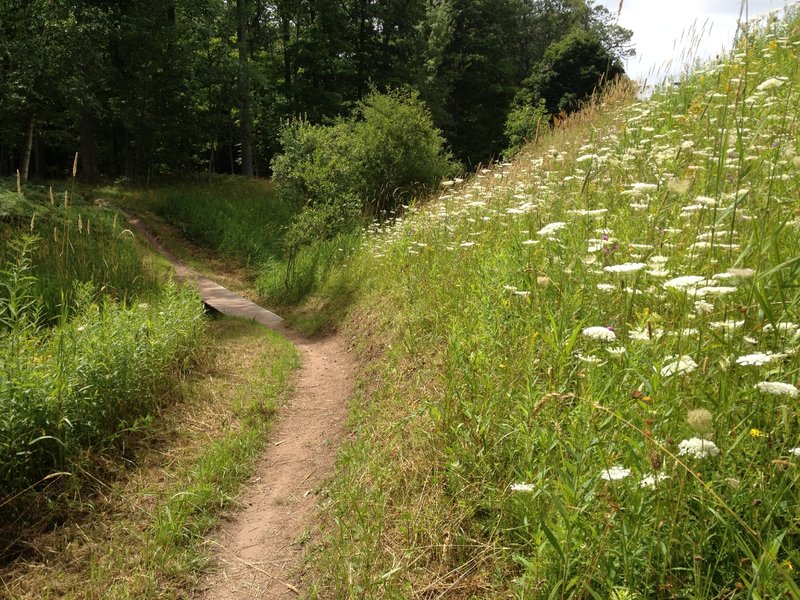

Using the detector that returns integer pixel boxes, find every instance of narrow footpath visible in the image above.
[125,213,354,598]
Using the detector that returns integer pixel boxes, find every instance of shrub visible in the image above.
[273,89,456,221]
[503,98,549,157]
[351,90,457,214]
[271,89,455,299]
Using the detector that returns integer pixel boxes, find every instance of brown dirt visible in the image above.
[123,210,354,599]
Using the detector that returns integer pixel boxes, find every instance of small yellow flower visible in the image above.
[749,428,764,438]
[783,559,793,571]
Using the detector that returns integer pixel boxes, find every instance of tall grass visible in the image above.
[0,181,159,322]
[119,176,362,309]
[0,236,205,498]
[308,6,800,598]
[136,176,298,267]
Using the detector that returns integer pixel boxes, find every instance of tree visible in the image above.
[519,29,624,115]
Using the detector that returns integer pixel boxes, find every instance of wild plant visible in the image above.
[0,237,204,499]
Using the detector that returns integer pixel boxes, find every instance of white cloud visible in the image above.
[595,0,790,81]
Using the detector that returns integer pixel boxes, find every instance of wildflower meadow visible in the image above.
[310,6,800,598]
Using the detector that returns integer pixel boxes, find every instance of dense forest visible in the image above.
[0,0,632,181]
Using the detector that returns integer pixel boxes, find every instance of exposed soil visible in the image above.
[124,211,354,599]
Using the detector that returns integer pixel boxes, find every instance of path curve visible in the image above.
[124,212,353,598]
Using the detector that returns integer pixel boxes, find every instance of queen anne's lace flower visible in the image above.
[755,381,798,397]
[510,483,535,492]
[604,262,646,274]
[600,466,631,481]
[661,355,697,376]
[756,77,787,91]
[537,222,567,236]
[678,438,719,459]
[736,352,780,366]
[582,326,616,342]
[639,473,669,488]
[664,275,705,290]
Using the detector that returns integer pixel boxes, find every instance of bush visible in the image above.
[273,89,456,221]
[352,90,457,214]
[503,98,549,157]
[271,89,455,300]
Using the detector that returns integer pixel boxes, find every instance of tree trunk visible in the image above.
[281,16,291,88]
[357,0,367,99]
[20,117,34,182]
[34,134,43,179]
[79,109,100,180]
[237,0,254,178]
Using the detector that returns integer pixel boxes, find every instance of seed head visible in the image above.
[687,408,713,435]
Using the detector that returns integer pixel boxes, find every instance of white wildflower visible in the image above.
[537,222,568,236]
[678,438,719,459]
[629,327,663,342]
[755,382,798,397]
[604,262,646,274]
[661,355,698,377]
[696,286,737,297]
[763,322,799,335]
[727,268,756,279]
[600,466,631,481]
[639,473,670,488]
[510,483,535,492]
[664,275,705,290]
[694,300,714,315]
[630,182,658,192]
[709,320,745,331]
[575,352,605,364]
[582,326,616,342]
[736,352,779,366]
[647,269,670,278]
[756,77,786,91]
[569,208,608,216]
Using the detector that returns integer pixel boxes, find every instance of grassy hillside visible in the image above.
[305,8,800,598]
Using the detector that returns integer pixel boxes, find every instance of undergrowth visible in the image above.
[0,236,204,500]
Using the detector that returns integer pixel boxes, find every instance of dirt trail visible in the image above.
[124,212,353,598]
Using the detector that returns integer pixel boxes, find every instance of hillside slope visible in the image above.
[309,7,800,598]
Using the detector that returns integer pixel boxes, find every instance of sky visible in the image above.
[594,0,794,82]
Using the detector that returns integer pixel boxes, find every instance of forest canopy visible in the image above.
[0,0,632,180]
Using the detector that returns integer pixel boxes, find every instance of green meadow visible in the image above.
[296,9,800,598]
